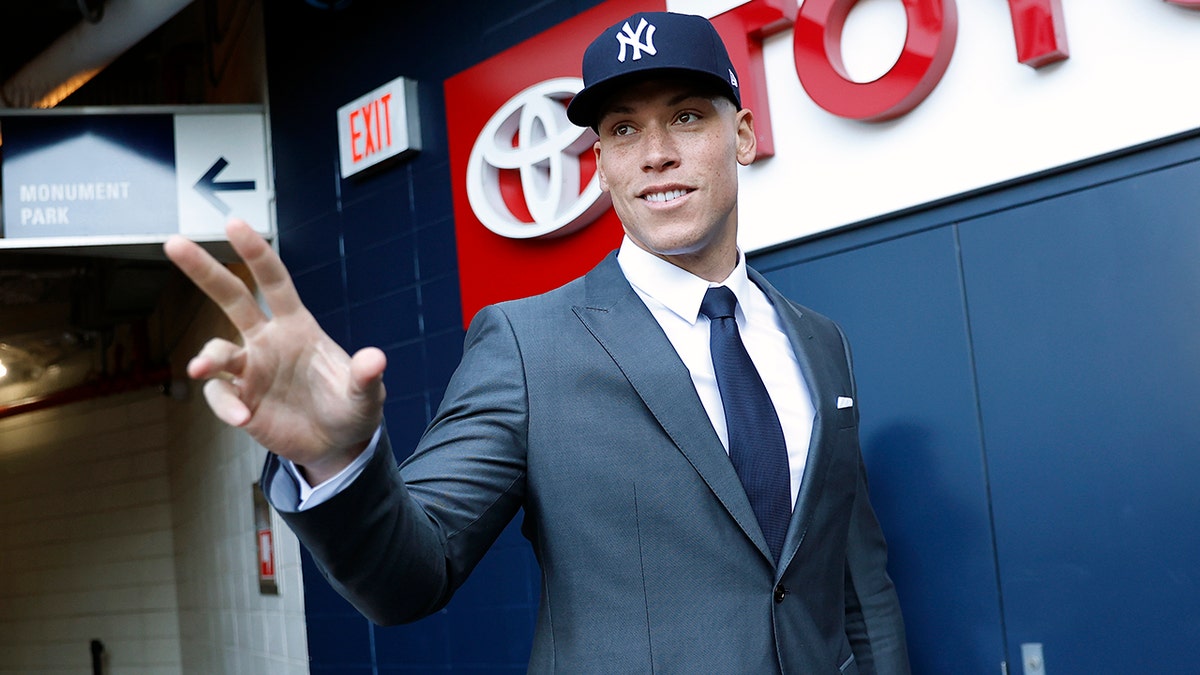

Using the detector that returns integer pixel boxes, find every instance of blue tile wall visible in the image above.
[347,289,421,350]
[344,233,419,304]
[380,341,428,401]
[262,0,606,671]
[410,165,455,234]
[277,212,343,276]
[419,276,465,336]
[291,261,346,318]
[373,611,452,667]
[313,307,351,351]
[340,181,416,255]
[300,546,378,672]
[415,215,459,279]
[382,395,431,464]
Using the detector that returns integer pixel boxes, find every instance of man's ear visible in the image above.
[594,140,610,192]
[735,108,756,167]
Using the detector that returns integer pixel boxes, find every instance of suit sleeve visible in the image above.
[262,304,530,625]
[837,323,912,675]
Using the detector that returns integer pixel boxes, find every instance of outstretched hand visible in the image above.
[164,219,387,484]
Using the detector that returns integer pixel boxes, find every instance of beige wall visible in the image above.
[0,297,309,674]
[0,390,182,674]
[166,298,309,674]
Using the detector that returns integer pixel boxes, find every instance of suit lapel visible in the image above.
[749,268,844,573]
[573,255,772,561]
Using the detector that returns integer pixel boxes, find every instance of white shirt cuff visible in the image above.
[282,425,381,511]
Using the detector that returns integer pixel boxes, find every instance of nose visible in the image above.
[641,126,679,172]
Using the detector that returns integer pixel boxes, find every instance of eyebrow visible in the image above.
[605,92,712,116]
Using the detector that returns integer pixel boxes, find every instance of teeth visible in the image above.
[644,189,688,203]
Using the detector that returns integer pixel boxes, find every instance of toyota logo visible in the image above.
[466,77,611,239]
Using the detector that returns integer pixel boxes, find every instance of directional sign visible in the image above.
[0,108,273,242]
[174,112,271,236]
[0,114,178,238]
[194,157,257,214]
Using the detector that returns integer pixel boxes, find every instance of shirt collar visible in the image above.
[616,236,754,325]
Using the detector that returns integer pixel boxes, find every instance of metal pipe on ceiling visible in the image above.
[0,0,195,109]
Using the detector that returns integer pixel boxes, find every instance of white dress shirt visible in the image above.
[288,236,816,510]
[616,238,815,507]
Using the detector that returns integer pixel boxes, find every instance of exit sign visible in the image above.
[336,75,421,178]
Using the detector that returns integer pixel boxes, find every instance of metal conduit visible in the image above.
[0,0,195,109]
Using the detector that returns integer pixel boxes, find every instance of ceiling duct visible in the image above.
[0,0,195,109]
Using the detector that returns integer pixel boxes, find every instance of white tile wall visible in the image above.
[0,390,183,675]
[165,297,310,675]
[0,296,310,675]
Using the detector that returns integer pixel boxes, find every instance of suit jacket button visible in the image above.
[774,585,787,603]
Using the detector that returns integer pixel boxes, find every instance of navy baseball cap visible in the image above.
[567,11,741,128]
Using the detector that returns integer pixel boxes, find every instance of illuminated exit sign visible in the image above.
[336,75,421,178]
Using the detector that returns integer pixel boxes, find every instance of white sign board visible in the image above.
[175,112,273,236]
[337,76,421,178]
[0,107,274,245]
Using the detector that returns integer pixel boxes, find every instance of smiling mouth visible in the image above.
[641,188,692,203]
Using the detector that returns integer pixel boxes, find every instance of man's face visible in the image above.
[593,78,756,281]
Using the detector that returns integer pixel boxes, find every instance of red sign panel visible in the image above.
[446,0,661,327]
[258,529,275,579]
[445,0,1095,326]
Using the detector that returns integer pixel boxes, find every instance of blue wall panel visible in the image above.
[958,157,1200,672]
[757,227,1005,674]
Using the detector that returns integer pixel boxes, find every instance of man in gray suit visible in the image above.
[165,11,909,674]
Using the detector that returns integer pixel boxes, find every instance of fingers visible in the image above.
[202,378,252,427]
[192,340,251,428]
[188,338,246,380]
[164,218,309,336]
[164,232,269,334]
[224,219,306,321]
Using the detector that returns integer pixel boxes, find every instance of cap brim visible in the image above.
[567,67,738,128]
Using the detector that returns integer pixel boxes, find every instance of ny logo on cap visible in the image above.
[616,18,656,63]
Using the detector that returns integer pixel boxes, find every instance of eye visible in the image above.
[611,122,636,137]
[674,111,701,125]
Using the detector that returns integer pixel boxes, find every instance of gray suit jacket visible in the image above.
[264,253,909,674]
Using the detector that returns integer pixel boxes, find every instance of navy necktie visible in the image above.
[700,285,791,562]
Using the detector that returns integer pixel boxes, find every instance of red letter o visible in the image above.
[794,0,958,122]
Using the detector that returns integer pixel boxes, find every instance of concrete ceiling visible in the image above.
[0,0,205,110]
[0,1,87,91]
[0,0,265,415]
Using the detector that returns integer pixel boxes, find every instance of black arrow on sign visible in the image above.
[194,157,256,215]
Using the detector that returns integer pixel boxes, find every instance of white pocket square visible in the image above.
[836,396,854,409]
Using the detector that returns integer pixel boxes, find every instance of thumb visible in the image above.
[349,346,387,401]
